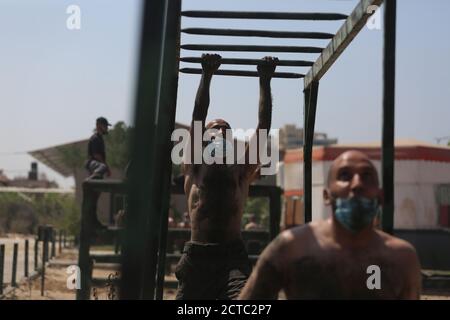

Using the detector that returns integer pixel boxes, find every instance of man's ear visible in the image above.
[323,188,332,206]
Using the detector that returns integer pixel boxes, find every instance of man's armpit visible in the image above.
[240,258,283,300]
[239,163,260,183]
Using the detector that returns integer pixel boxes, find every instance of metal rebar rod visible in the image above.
[181,11,348,21]
[0,244,4,295]
[51,230,56,259]
[180,68,304,79]
[180,57,313,67]
[34,238,38,271]
[11,243,18,287]
[41,233,47,296]
[59,230,62,254]
[181,44,323,53]
[24,239,29,277]
[182,28,334,39]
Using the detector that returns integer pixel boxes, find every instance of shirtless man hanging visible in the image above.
[175,54,278,300]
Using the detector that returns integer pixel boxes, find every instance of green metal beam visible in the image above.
[180,68,304,79]
[304,0,384,89]
[181,11,348,21]
[303,81,319,223]
[76,183,96,300]
[181,28,334,39]
[146,0,182,300]
[119,0,168,300]
[180,57,314,67]
[269,188,282,240]
[181,44,323,53]
[382,0,397,235]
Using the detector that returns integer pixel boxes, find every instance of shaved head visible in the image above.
[327,150,378,188]
[206,119,231,130]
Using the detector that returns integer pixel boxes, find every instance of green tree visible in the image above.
[0,192,79,236]
[57,144,85,171]
[243,197,269,229]
[104,121,132,170]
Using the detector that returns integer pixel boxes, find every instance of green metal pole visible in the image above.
[144,0,182,300]
[269,188,282,240]
[120,0,168,300]
[382,0,397,235]
[76,184,95,300]
[303,81,319,223]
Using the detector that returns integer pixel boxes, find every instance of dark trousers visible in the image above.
[175,239,251,300]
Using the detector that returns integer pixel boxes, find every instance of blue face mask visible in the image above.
[334,197,379,233]
[206,138,232,158]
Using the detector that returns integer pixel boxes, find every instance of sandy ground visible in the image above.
[1,235,43,286]
[1,248,77,300]
[1,246,449,300]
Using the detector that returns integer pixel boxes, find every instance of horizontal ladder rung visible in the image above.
[90,254,120,263]
[180,68,304,79]
[180,57,313,67]
[182,28,334,39]
[181,11,348,21]
[181,44,323,53]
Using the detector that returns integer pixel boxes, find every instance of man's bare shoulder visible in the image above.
[282,219,328,241]
[262,220,328,266]
[376,229,419,263]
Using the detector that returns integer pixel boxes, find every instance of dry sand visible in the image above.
[1,247,449,300]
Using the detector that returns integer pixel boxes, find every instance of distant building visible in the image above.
[0,163,58,189]
[0,170,9,186]
[278,124,337,150]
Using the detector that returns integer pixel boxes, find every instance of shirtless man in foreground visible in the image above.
[175,54,278,300]
[239,150,422,299]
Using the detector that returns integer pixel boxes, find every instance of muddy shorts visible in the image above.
[85,159,108,178]
[175,239,252,300]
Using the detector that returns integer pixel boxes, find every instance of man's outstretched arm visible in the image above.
[185,54,221,172]
[399,243,422,299]
[242,57,278,181]
[192,54,221,122]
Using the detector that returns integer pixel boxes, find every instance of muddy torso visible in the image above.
[185,164,249,243]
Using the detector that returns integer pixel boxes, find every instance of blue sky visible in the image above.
[0,0,449,188]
